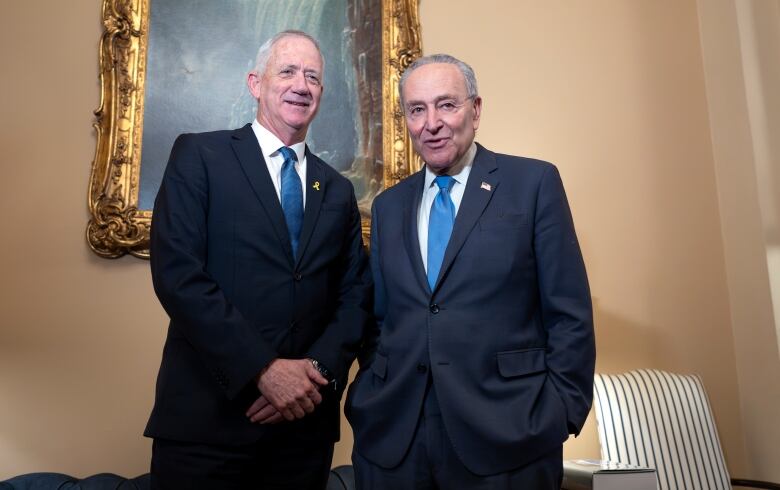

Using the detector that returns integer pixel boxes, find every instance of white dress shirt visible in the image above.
[417,142,477,272]
[251,119,308,207]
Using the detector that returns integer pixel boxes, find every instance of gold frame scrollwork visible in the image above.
[87,0,422,259]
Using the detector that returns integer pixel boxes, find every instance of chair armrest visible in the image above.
[732,478,780,489]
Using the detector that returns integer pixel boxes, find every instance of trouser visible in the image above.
[151,433,334,490]
[353,382,563,490]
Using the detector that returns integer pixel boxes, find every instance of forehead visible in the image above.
[403,63,468,102]
[269,36,322,70]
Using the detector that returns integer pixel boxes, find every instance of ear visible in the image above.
[472,96,482,130]
[247,72,261,99]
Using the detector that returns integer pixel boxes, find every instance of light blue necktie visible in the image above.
[279,146,303,257]
[427,175,456,290]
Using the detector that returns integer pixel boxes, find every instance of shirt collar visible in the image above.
[251,119,306,162]
[423,142,477,190]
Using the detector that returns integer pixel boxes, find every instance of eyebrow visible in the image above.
[277,63,320,75]
[405,93,460,107]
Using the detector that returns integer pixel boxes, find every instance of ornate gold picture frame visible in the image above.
[88,0,422,259]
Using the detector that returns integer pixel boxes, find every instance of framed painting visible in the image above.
[87,0,422,258]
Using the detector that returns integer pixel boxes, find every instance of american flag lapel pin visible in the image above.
[480,182,492,191]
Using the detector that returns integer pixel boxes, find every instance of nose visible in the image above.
[292,72,310,94]
[424,109,442,133]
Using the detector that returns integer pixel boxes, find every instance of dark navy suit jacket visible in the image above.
[346,143,595,475]
[145,124,371,446]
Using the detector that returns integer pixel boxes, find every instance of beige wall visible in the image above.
[0,2,164,478]
[1,0,776,481]
[697,0,780,480]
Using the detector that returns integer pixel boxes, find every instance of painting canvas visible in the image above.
[139,0,382,214]
[87,0,420,258]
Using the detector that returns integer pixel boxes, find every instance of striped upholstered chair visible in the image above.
[593,369,780,490]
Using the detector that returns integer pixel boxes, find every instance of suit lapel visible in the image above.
[230,124,295,265]
[433,144,499,293]
[295,147,326,265]
[401,170,430,294]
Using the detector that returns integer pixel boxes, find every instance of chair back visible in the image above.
[593,369,731,490]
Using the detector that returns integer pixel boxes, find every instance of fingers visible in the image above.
[276,384,316,421]
[308,387,323,406]
[262,412,284,424]
[245,395,271,418]
[280,407,296,421]
[298,394,314,414]
[290,403,306,419]
[305,362,329,386]
[299,379,323,408]
[290,384,318,417]
[249,402,278,423]
[254,358,327,422]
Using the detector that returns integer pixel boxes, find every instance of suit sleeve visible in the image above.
[534,165,596,436]
[305,186,373,387]
[150,134,277,400]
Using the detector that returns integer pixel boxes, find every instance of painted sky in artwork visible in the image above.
[139,0,361,210]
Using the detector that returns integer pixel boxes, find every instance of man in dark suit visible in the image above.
[346,54,595,489]
[145,30,371,490]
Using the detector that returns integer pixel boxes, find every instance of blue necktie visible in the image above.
[279,146,303,257]
[427,175,456,290]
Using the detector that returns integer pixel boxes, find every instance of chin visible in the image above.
[422,154,456,172]
[283,107,312,119]
[283,116,311,130]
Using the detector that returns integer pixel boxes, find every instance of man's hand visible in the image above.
[245,395,284,424]
[252,358,328,421]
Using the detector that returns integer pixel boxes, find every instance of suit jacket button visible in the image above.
[294,272,302,281]
[429,304,440,314]
[417,363,428,373]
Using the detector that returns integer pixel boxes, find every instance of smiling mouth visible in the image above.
[285,100,310,107]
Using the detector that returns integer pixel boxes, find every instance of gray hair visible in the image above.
[399,53,479,106]
[251,30,325,77]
